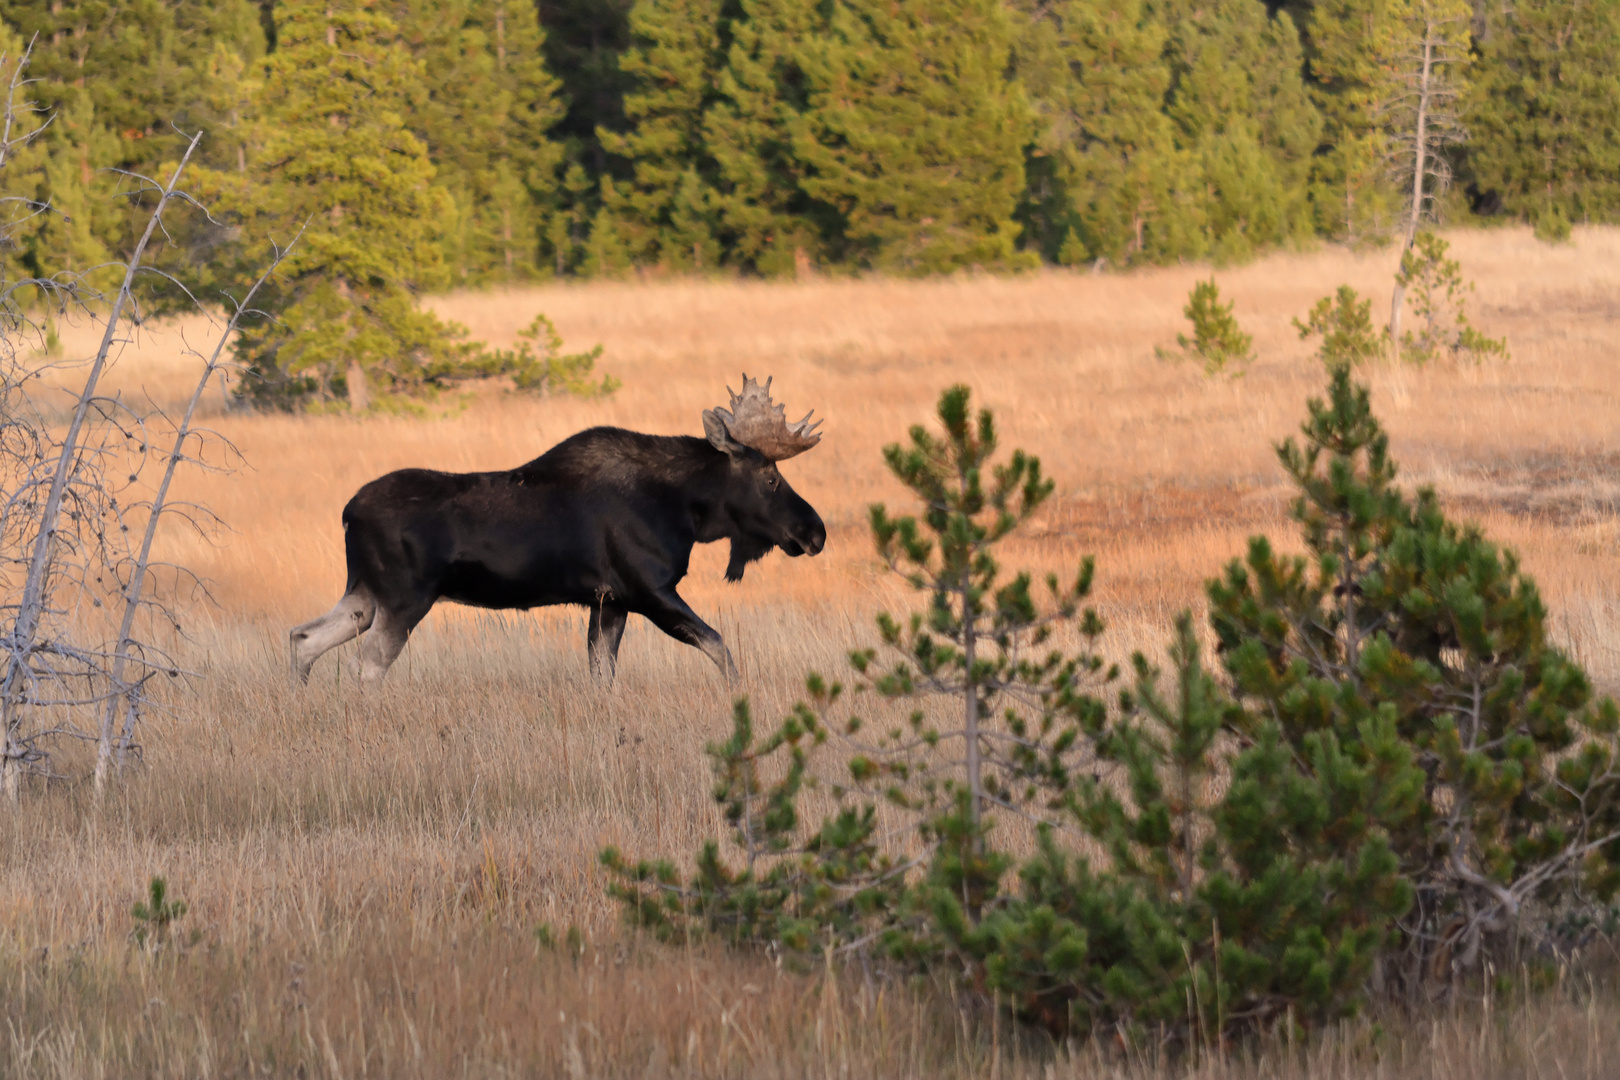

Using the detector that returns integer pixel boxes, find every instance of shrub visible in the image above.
[972,613,1415,1042]
[459,314,618,397]
[604,372,1620,1047]
[1166,279,1255,376]
[1392,233,1508,364]
[1294,285,1384,371]
[131,877,188,948]
[1533,203,1573,244]
[1207,368,1620,997]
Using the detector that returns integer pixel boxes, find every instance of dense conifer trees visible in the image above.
[1019,0,1187,266]
[793,0,1034,272]
[399,0,565,283]
[1164,0,1319,260]
[598,0,725,269]
[220,0,464,408]
[704,0,824,274]
[1469,0,1620,234]
[2,0,264,273]
[2,0,1614,321]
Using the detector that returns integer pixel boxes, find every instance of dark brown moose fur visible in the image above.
[288,425,825,685]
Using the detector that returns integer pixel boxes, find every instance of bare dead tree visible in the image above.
[1384,0,1471,359]
[92,233,302,790]
[0,130,211,800]
[1,39,300,802]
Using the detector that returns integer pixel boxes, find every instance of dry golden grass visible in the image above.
[7,225,1620,1076]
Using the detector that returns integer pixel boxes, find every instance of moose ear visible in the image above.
[702,409,746,457]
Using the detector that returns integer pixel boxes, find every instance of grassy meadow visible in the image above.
[5,226,1620,1077]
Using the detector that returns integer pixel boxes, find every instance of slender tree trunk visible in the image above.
[94,239,296,790]
[3,137,202,805]
[962,572,982,904]
[347,358,369,412]
[1391,27,1437,362]
[495,3,507,71]
[503,206,515,277]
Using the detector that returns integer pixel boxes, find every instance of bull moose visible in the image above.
[289,376,826,685]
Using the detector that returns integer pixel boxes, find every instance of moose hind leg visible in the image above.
[289,588,376,683]
[643,590,737,683]
[353,601,432,684]
[588,602,629,683]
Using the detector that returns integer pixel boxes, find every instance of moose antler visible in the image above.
[705,374,822,460]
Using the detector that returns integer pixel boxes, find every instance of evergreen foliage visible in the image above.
[1162,0,1320,260]
[976,612,1415,1040]
[1,0,265,278]
[6,0,1610,297]
[1207,368,1620,994]
[704,0,826,275]
[212,0,474,410]
[1468,0,1620,231]
[1025,0,1189,267]
[131,876,188,948]
[464,313,619,396]
[606,368,1620,1043]
[1166,278,1255,376]
[1392,232,1507,363]
[398,0,566,283]
[791,0,1036,273]
[535,0,636,162]
[1301,0,1404,243]
[1294,285,1384,370]
[599,0,724,270]
[604,385,1119,955]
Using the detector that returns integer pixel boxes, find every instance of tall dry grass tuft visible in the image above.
[6,227,1620,1075]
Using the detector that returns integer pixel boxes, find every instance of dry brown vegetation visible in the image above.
[6,226,1620,1077]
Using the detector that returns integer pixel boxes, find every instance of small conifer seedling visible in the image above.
[131,877,187,948]
[1392,232,1508,364]
[1165,278,1255,376]
[1294,285,1385,370]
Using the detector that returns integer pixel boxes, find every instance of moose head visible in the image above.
[702,375,827,581]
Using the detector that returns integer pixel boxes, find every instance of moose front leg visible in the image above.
[642,589,738,682]
[587,600,628,682]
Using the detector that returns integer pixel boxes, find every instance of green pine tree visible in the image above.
[1031,0,1195,267]
[532,0,635,163]
[1302,0,1404,242]
[0,25,50,287]
[191,39,263,178]
[704,0,826,275]
[977,613,1415,1039]
[1162,0,1320,261]
[1467,0,1620,232]
[1208,369,1620,993]
[31,91,119,281]
[218,0,472,410]
[396,0,566,283]
[598,0,724,271]
[2,0,267,258]
[582,188,636,277]
[790,0,1036,273]
[543,161,596,275]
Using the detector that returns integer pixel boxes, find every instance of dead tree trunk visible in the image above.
[1389,32,1435,360]
[1387,0,1468,361]
[93,235,301,790]
[2,135,203,804]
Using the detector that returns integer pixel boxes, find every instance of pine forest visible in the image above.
[3,0,1615,288]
